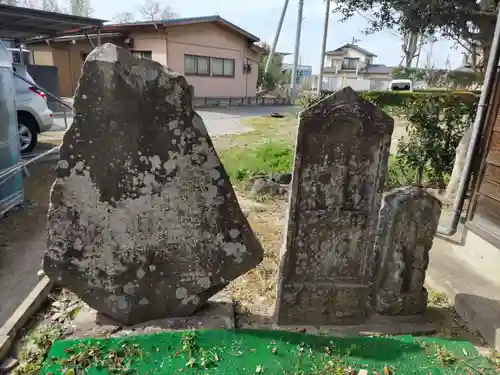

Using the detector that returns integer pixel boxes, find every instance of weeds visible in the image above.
[14,324,67,375]
[179,330,220,370]
[488,349,500,370]
[427,290,450,307]
[180,330,197,359]
[219,140,294,185]
[434,344,458,366]
[288,341,360,375]
[415,341,497,374]
[49,341,143,374]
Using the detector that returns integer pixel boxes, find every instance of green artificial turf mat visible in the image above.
[41,329,496,374]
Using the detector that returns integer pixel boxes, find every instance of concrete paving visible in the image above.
[427,222,500,350]
[51,106,296,137]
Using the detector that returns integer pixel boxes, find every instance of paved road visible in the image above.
[51,106,296,136]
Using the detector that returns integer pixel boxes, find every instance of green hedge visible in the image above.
[313,89,480,109]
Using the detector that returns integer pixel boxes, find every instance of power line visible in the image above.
[355,11,401,39]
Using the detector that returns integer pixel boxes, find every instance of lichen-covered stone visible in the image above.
[43,44,263,325]
[274,87,394,325]
[374,187,441,315]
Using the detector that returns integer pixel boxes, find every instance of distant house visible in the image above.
[322,43,393,89]
[29,16,261,99]
[281,63,312,84]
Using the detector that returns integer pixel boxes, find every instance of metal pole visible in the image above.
[84,31,95,49]
[437,4,500,236]
[18,42,23,65]
[291,0,304,103]
[97,28,102,47]
[264,0,290,75]
[317,0,330,95]
[0,146,60,189]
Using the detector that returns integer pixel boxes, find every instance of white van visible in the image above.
[390,79,413,92]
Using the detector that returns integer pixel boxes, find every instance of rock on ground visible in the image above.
[43,44,264,325]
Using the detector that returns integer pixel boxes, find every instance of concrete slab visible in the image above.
[428,228,500,350]
[68,290,234,339]
[0,336,13,364]
[0,277,53,361]
[274,315,437,337]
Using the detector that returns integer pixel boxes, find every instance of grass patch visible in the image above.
[214,113,297,187]
[213,113,297,152]
[219,140,294,185]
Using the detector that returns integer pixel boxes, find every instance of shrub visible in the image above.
[387,155,436,190]
[396,93,476,189]
[296,89,478,190]
[317,89,479,112]
[298,92,322,109]
[219,140,294,184]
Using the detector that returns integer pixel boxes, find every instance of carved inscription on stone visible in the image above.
[275,87,394,325]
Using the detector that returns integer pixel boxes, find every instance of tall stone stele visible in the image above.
[43,44,264,325]
[275,87,394,325]
[374,187,442,315]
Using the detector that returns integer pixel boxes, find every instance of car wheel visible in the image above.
[19,122,38,154]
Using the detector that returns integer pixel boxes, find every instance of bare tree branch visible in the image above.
[138,0,178,21]
[113,11,135,23]
[68,0,92,17]
[41,0,61,12]
[452,36,472,52]
[20,0,39,8]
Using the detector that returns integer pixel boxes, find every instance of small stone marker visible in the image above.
[274,87,394,325]
[43,44,263,325]
[374,187,441,315]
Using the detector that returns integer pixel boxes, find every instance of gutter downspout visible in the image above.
[437,6,500,236]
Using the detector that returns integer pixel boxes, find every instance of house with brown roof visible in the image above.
[323,43,393,88]
[29,16,262,99]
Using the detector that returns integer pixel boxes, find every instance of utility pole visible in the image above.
[264,0,290,75]
[316,0,330,95]
[291,0,304,103]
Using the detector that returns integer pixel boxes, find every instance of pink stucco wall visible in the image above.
[133,23,259,98]
[129,31,168,66]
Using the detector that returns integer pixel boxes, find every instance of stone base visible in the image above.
[69,291,234,339]
[273,314,437,337]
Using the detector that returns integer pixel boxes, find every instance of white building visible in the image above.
[322,43,393,90]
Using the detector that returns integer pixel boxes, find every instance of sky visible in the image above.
[91,0,466,73]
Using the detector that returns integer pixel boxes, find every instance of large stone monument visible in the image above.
[275,87,394,325]
[374,187,442,315]
[43,44,264,325]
